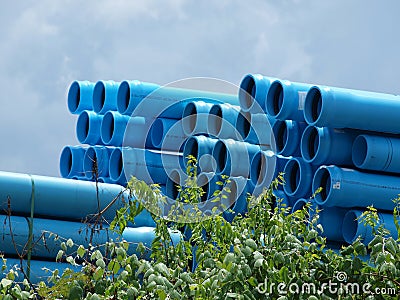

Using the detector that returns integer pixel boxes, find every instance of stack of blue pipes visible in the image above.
[240,74,400,246]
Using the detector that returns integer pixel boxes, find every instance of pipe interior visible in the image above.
[307,127,319,160]
[117,81,130,113]
[183,103,197,134]
[289,161,300,193]
[110,150,123,179]
[151,119,164,147]
[292,199,307,213]
[215,141,228,173]
[102,113,114,143]
[318,168,331,203]
[228,180,238,209]
[276,121,287,153]
[240,76,256,110]
[212,106,223,135]
[60,147,73,177]
[342,211,358,243]
[250,152,261,185]
[77,112,89,142]
[309,89,323,123]
[352,136,368,167]
[68,81,80,112]
[271,82,284,116]
[93,82,106,112]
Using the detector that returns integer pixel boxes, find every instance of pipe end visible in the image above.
[266,80,284,117]
[93,81,106,113]
[117,81,132,115]
[342,210,359,244]
[304,87,323,125]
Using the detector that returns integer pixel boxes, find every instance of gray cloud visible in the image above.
[0,0,399,176]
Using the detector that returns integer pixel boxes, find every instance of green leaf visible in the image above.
[254,258,264,268]
[66,238,74,248]
[0,278,13,288]
[77,245,86,258]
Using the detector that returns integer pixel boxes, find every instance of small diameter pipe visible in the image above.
[83,146,114,179]
[213,139,260,177]
[312,165,400,211]
[59,145,86,178]
[67,80,95,114]
[301,126,359,166]
[92,80,120,114]
[303,85,400,133]
[207,103,240,139]
[117,80,238,117]
[235,112,275,147]
[342,210,399,244]
[272,120,307,157]
[238,74,276,113]
[352,134,400,173]
[149,118,185,151]
[183,136,218,173]
[182,101,214,136]
[283,157,317,199]
[266,79,312,122]
[0,171,152,225]
[101,111,130,146]
[76,110,103,145]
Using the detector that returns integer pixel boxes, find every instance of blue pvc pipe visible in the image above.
[149,118,185,151]
[291,198,311,213]
[67,80,95,114]
[117,80,238,117]
[235,112,275,147]
[165,169,183,199]
[312,165,400,211]
[303,85,400,133]
[249,150,277,195]
[83,146,114,179]
[183,136,218,173]
[316,206,348,242]
[59,145,86,178]
[222,177,248,222]
[182,101,214,136]
[76,110,104,145]
[342,210,399,244]
[197,172,221,201]
[283,157,316,199]
[93,80,120,114]
[272,120,307,157]
[123,116,152,149]
[101,111,130,146]
[207,103,240,139]
[0,171,154,225]
[266,79,313,121]
[212,139,260,177]
[301,126,359,166]
[238,74,276,113]
[352,134,400,173]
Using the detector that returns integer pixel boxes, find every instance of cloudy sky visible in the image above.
[0,0,399,177]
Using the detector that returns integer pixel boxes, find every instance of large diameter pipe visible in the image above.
[59,145,86,179]
[212,139,260,177]
[207,103,240,139]
[303,85,400,133]
[238,74,276,113]
[149,118,185,151]
[117,80,238,117]
[272,120,307,157]
[316,206,348,242]
[183,136,218,173]
[93,80,120,114]
[342,210,399,244]
[235,112,275,147]
[67,80,95,114]
[76,110,103,145]
[301,126,359,166]
[352,134,400,173]
[182,101,214,136]
[266,79,313,122]
[0,215,179,259]
[0,171,153,225]
[100,111,130,146]
[83,146,114,179]
[312,165,400,211]
[283,157,316,199]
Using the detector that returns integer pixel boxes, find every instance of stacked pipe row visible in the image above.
[240,74,400,245]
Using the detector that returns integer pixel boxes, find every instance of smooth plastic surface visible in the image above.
[183,136,218,173]
[301,126,359,166]
[352,134,400,173]
[123,116,152,149]
[342,210,399,244]
[83,146,114,179]
[150,118,185,151]
[101,111,130,146]
[67,80,95,114]
[266,79,312,121]
[317,206,348,242]
[93,80,120,114]
[207,103,240,139]
[312,165,400,211]
[249,150,280,195]
[283,157,316,198]
[76,110,103,145]
[182,101,214,136]
[238,74,275,113]
[303,85,400,133]
[59,145,86,178]
[273,120,307,157]
[235,112,275,147]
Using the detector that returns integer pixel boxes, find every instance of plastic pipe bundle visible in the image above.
[183,136,218,173]
[283,157,316,199]
[266,79,312,122]
[149,118,185,151]
[182,101,214,136]
[342,210,399,244]
[272,120,307,157]
[300,126,359,166]
[303,85,400,134]
[238,74,276,113]
[312,165,400,211]
[207,103,240,139]
[352,134,400,173]
[76,110,103,145]
[67,81,96,114]
[93,80,120,114]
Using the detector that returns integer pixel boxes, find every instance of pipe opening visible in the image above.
[270,82,284,116]
[84,148,96,177]
[182,103,197,135]
[306,88,323,123]
[60,147,73,177]
[307,127,319,160]
[93,82,106,113]
[289,162,300,193]
[352,136,368,167]
[109,149,123,180]
[227,180,238,209]
[236,112,251,140]
[292,199,307,213]
[318,168,331,203]
[250,152,261,185]
[101,112,114,143]
[214,141,228,173]
[68,81,80,113]
[151,119,164,148]
[342,211,358,243]
[239,76,256,110]
[76,112,89,143]
[117,81,130,114]
[275,121,287,153]
[209,105,222,136]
